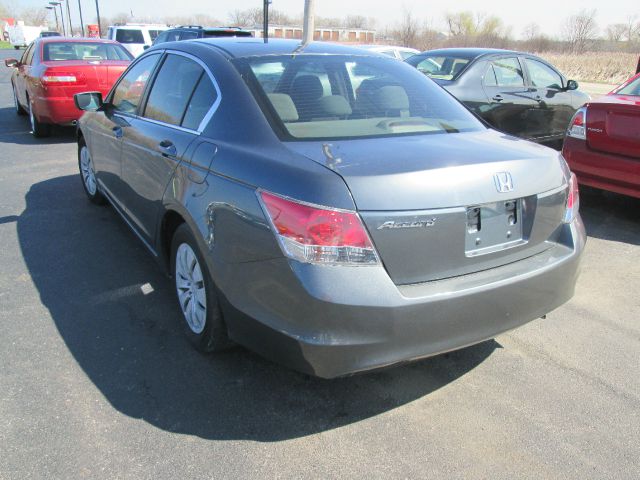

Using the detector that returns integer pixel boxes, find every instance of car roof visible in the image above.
[191,38,382,59]
[417,47,525,60]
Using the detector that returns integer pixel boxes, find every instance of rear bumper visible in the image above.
[563,137,640,198]
[218,218,586,378]
[34,95,82,125]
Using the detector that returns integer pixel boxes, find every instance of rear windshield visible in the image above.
[115,29,144,44]
[238,54,483,141]
[43,42,133,61]
[616,76,640,96]
[407,55,471,80]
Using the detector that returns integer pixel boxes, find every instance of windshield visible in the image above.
[238,55,484,141]
[407,55,471,80]
[616,75,640,96]
[43,42,133,61]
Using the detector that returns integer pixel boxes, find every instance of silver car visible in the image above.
[74,39,586,378]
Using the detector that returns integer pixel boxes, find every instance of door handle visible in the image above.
[159,140,177,157]
[492,95,503,102]
[535,95,542,102]
[112,126,123,138]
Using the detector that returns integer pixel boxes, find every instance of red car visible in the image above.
[5,37,132,137]
[563,71,640,198]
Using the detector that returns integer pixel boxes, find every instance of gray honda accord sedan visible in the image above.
[74,38,586,378]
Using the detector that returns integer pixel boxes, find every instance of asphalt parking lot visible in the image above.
[0,48,639,479]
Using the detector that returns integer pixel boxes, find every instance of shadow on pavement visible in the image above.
[580,187,640,245]
[18,174,498,441]
[0,107,76,145]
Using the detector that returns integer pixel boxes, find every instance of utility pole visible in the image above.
[65,0,73,36]
[302,0,315,44]
[94,0,102,37]
[262,0,271,43]
[50,2,65,36]
[46,6,59,32]
[77,0,85,36]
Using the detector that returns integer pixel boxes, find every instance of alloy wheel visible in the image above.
[175,243,207,334]
[79,146,97,195]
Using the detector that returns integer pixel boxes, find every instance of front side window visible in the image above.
[43,42,132,61]
[111,54,160,114]
[408,55,469,80]
[143,54,204,126]
[525,58,563,89]
[115,29,144,44]
[491,57,525,87]
[239,55,484,140]
[617,76,640,96]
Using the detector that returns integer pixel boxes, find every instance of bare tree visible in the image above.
[344,15,367,29]
[624,14,639,42]
[605,23,626,42]
[19,7,49,26]
[228,8,261,27]
[522,23,540,41]
[562,9,598,53]
[396,7,418,48]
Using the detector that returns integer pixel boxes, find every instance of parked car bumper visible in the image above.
[35,96,82,125]
[218,218,586,378]
[563,137,640,198]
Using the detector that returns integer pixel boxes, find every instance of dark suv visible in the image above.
[152,26,253,46]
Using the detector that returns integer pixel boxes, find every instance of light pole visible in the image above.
[77,0,84,36]
[263,0,271,43]
[49,2,65,36]
[64,0,73,36]
[94,0,102,37]
[45,6,59,32]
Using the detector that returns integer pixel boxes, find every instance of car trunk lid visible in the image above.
[285,130,569,284]
[586,96,640,159]
[42,60,130,97]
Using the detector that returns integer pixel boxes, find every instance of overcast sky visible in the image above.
[14,0,640,39]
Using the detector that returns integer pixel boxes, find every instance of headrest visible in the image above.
[372,86,410,111]
[267,93,299,122]
[318,95,352,117]
[290,75,324,101]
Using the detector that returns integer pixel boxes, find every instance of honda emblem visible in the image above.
[494,172,514,193]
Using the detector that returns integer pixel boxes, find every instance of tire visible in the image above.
[171,224,231,353]
[12,84,26,116]
[78,137,107,205]
[28,99,52,138]
[14,45,20,50]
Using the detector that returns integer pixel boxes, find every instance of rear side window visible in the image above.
[180,31,199,40]
[111,54,160,114]
[524,58,563,89]
[490,58,525,87]
[148,30,162,41]
[115,29,144,44]
[182,75,218,130]
[143,54,204,126]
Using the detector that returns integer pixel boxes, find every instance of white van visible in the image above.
[7,22,43,49]
[107,24,168,57]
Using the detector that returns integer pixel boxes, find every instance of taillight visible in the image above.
[259,191,379,265]
[566,107,587,140]
[563,173,580,223]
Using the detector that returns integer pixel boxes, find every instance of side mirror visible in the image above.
[143,45,150,50]
[4,58,19,68]
[566,79,579,91]
[74,91,104,111]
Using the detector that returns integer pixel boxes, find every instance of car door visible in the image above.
[522,56,575,141]
[481,56,538,139]
[90,53,161,209]
[15,42,35,106]
[120,52,214,243]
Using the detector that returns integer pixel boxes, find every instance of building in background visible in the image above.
[247,24,375,43]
